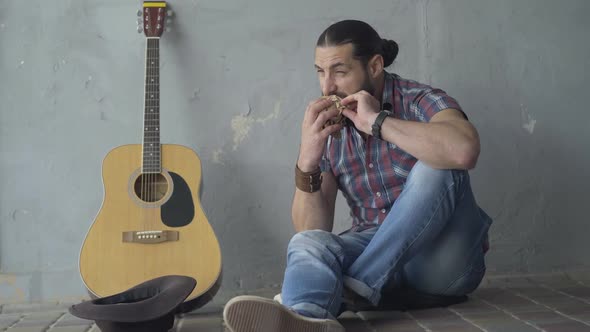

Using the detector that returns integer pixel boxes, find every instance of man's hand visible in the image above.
[297,98,343,172]
[340,91,381,135]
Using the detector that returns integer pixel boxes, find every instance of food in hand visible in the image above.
[321,95,347,138]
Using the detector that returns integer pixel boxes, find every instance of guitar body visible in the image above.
[79,144,222,304]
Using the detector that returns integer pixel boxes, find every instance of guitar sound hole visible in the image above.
[134,173,169,202]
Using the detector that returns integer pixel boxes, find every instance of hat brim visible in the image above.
[69,275,196,323]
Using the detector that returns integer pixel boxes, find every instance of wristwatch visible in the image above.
[371,110,392,139]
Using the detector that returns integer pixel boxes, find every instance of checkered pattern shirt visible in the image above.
[320,71,464,232]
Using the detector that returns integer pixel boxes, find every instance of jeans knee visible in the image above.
[406,161,466,195]
[287,230,344,262]
[289,229,337,246]
[408,161,453,184]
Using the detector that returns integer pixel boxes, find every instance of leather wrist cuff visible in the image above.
[295,164,322,193]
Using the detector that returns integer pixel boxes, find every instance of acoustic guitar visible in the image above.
[78,1,222,311]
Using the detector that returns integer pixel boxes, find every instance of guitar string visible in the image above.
[141,34,147,232]
[152,36,159,270]
[147,36,151,231]
[142,22,162,237]
[156,36,159,231]
[145,34,151,267]
[151,37,159,233]
[151,36,155,231]
[147,34,150,269]
[147,37,152,231]
[150,39,155,230]
[149,37,155,231]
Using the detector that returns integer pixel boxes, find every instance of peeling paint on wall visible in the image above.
[231,99,282,151]
[53,59,67,72]
[231,114,255,150]
[190,88,201,102]
[521,103,536,134]
[418,0,433,83]
[10,209,32,222]
[212,148,225,165]
[85,75,93,89]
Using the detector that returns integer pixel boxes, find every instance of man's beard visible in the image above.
[359,70,375,96]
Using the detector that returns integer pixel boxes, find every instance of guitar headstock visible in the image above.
[136,1,173,37]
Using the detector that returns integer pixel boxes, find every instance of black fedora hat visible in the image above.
[69,275,196,332]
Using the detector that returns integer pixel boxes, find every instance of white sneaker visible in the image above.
[223,295,344,332]
[273,293,282,304]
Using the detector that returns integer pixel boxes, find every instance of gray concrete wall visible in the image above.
[1,0,589,305]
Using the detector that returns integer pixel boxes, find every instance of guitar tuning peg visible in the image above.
[165,27,172,33]
[137,26,143,33]
[137,9,142,17]
[166,18,172,25]
[137,18,143,24]
[167,10,173,17]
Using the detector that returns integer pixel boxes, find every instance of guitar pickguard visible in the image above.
[161,172,195,227]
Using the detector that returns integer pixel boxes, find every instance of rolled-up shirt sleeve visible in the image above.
[409,88,467,122]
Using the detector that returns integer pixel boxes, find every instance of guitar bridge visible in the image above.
[122,230,179,244]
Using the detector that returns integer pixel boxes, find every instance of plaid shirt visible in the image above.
[320,71,464,232]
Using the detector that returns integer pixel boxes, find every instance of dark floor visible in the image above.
[2,273,590,331]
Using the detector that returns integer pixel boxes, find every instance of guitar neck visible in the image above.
[142,37,161,173]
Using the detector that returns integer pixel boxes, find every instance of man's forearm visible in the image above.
[291,189,334,232]
[379,115,480,170]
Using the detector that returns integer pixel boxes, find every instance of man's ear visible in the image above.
[367,54,384,78]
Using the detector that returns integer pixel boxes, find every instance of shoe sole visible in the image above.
[223,295,343,332]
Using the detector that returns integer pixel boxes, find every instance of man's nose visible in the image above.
[322,75,337,96]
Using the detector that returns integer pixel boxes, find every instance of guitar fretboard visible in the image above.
[142,38,161,173]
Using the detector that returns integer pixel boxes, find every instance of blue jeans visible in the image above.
[281,161,493,319]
